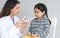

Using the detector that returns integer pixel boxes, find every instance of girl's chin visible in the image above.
[36,17,40,19]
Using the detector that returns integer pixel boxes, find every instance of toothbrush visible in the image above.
[22,16,26,21]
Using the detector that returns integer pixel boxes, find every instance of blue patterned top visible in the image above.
[29,17,51,38]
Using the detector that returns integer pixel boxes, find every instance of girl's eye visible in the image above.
[16,7,19,9]
[36,11,39,13]
[34,11,39,14]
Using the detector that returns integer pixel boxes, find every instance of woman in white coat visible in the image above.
[0,0,29,38]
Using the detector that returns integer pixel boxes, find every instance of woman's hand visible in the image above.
[15,20,30,28]
[22,20,30,28]
[20,20,30,33]
[15,20,23,28]
[15,20,30,33]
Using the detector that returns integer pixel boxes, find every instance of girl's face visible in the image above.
[34,8,45,19]
[10,3,20,16]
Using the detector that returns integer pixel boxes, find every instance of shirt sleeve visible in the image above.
[40,21,51,38]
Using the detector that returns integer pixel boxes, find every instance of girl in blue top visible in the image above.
[28,3,51,38]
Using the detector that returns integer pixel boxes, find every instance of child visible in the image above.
[28,3,51,38]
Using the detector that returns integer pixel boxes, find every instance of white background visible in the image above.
[0,0,60,38]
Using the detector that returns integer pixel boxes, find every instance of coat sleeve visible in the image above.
[0,19,9,38]
[14,16,23,37]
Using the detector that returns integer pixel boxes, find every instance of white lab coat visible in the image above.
[0,16,22,38]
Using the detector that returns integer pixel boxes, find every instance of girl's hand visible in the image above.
[27,32,31,36]
[32,33,40,38]
[32,36,40,38]
[32,33,38,37]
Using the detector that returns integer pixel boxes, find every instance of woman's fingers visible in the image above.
[15,20,30,28]
[15,20,23,27]
[24,20,30,25]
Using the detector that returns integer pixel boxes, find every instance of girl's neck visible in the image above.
[37,16,44,20]
[37,17,43,20]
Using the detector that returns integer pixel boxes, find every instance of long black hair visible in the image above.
[34,3,51,24]
[0,0,20,18]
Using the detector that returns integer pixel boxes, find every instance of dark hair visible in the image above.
[34,3,51,24]
[0,0,20,18]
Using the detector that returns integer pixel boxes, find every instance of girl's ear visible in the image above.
[42,11,45,15]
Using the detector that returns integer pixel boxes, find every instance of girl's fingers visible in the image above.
[27,32,31,36]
